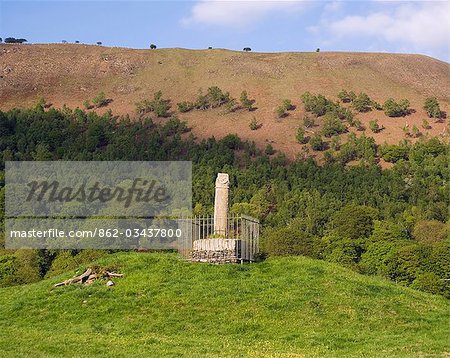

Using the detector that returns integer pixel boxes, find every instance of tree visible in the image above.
[322,113,347,137]
[4,37,27,44]
[92,92,109,108]
[243,47,251,52]
[296,127,305,144]
[150,44,157,49]
[383,98,411,117]
[422,118,430,129]
[328,204,378,239]
[265,144,275,155]
[337,90,356,103]
[263,227,316,257]
[380,144,409,163]
[0,38,3,43]
[369,220,408,242]
[275,106,286,118]
[282,99,294,111]
[369,120,381,133]
[303,115,315,128]
[249,117,259,130]
[83,100,93,110]
[310,134,325,151]
[177,101,194,113]
[206,86,231,108]
[353,119,364,131]
[75,40,80,44]
[413,220,447,245]
[423,97,441,118]
[96,41,102,46]
[386,244,421,285]
[411,125,421,138]
[208,46,213,49]
[62,40,67,44]
[316,48,320,52]
[352,92,372,112]
[240,91,253,111]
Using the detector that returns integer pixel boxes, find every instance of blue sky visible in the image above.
[1,1,449,61]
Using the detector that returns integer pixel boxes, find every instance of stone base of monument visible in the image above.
[191,238,241,264]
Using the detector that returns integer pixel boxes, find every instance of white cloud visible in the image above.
[181,0,304,28]
[326,2,450,50]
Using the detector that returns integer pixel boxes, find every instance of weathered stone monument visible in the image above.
[213,173,229,236]
[190,173,260,264]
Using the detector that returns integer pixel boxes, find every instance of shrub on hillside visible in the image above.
[369,220,409,242]
[369,119,382,133]
[240,91,254,111]
[322,236,365,268]
[411,272,448,297]
[249,117,259,130]
[359,240,402,276]
[337,89,356,103]
[301,92,333,116]
[0,250,43,287]
[303,115,315,128]
[385,244,423,285]
[423,97,442,119]
[296,127,306,144]
[413,220,447,245]
[321,113,347,137]
[328,204,378,240]
[275,106,286,118]
[422,118,431,130]
[265,144,275,155]
[282,99,294,111]
[309,134,325,151]
[383,98,411,117]
[207,86,231,108]
[352,92,372,112]
[263,227,318,257]
[136,91,170,117]
[177,101,194,113]
[337,133,376,164]
[92,92,110,108]
[193,87,232,110]
[380,144,409,163]
[194,90,209,110]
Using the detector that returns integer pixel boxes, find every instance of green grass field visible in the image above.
[0,252,448,357]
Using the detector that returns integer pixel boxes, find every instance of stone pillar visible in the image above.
[214,173,229,236]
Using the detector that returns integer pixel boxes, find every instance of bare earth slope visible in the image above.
[1,44,449,158]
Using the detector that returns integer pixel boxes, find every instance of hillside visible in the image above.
[1,44,449,158]
[0,252,448,357]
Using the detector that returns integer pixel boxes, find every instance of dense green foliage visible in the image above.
[352,92,373,112]
[0,105,449,298]
[136,91,171,117]
[423,97,442,119]
[321,113,347,137]
[0,252,448,356]
[383,98,411,117]
[337,89,356,103]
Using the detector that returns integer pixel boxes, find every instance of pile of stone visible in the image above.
[191,248,239,264]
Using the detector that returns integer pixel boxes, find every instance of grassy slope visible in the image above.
[1,44,449,159]
[0,253,448,357]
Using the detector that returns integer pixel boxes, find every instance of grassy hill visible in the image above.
[0,252,448,357]
[1,44,449,159]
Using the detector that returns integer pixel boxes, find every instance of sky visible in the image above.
[1,0,449,62]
